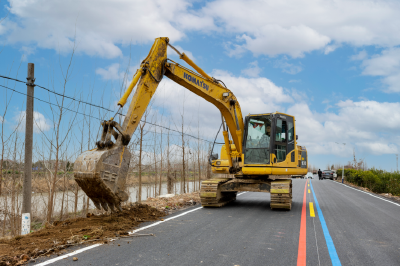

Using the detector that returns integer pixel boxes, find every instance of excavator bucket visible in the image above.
[74,145,131,212]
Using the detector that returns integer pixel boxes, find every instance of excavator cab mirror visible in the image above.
[296,135,298,140]
[210,153,218,161]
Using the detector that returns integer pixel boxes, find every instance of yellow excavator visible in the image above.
[73,37,307,212]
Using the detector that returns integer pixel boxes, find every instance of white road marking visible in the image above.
[36,192,247,265]
[331,181,400,207]
[34,244,102,266]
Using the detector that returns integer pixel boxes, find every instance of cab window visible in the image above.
[275,118,287,162]
[244,116,271,164]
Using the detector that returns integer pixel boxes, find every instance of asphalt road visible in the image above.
[35,178,400,266]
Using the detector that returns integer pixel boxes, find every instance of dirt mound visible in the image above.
[0,203,165,266]
[146,192,201,211]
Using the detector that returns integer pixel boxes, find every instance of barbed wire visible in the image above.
[0,79,224,144]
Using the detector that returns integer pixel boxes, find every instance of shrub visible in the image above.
[343,168,400,196]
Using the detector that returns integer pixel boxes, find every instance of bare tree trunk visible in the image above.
[167,130,172,194]
[60,171,66,220]
[198,150,201,191]
[182,123,186,194]
[138,123,145,203]
[10,134,18,236]
[186,149,189,193]
[0,132,4,197]
[193,157,195,192]
[153,128,158,197]
[207,144,212,179]
[47,147,59,222]
[0,146,3,197]
[197,129,201,192]
[159,128,162,196]
[74,183,78,217]
[174,171,176,194]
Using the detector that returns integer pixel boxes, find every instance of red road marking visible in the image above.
[297,180,307,266]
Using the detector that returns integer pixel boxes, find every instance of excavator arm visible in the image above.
[74,37,244,211]
[120,37,243,156]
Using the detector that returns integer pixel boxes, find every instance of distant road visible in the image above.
[35,179,400,266]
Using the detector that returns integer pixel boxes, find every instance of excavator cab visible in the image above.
[212,112,306,175]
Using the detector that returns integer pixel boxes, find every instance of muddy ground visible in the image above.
[0,192,201,266]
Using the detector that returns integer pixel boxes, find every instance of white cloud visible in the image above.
[96,63,124,80]
[201,0,400,57]
[360,48,400,92]
[14,111,52,133]
[274,57,302,74]
[4,0,400,60]
[356,142,398,155]
[241,61,261,78]
[96,62,139,83]
[167,45,195,61]
[3,0,192,58]
[351,50,367,61]
[19,46,35,61]
[287,100,400,156]
[237,25,330,58]
[324,43,342,55]
[212,70,293,114]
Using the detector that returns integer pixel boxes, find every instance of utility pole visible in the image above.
[22,63,34,235]
[396,154,398,172]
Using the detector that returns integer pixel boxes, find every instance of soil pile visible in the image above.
[0,203,164,266]
[146,192,201,211]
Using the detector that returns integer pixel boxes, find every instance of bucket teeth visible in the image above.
[109,202,116,212]
[92,199,102,210]
[100,200,109,211]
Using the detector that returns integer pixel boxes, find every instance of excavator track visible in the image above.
[270,179,292,210]
[200,178,237,207]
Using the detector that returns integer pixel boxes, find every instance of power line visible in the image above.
[0,84,102,121]
[0,74,113,113]
[0,80,224,144]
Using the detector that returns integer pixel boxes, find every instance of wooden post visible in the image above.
[22,63,34,234]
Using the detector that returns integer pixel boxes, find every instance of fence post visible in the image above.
[22,63,34,235]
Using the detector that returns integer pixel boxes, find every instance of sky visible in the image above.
[0,0,400,170]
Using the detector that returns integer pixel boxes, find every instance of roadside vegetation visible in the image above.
[342,169,400,196]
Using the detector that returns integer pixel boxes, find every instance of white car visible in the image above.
[305,172,313,179]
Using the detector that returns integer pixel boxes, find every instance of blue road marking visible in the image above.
[310,181,342,266]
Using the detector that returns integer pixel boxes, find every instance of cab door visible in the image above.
[272,115,288,164]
